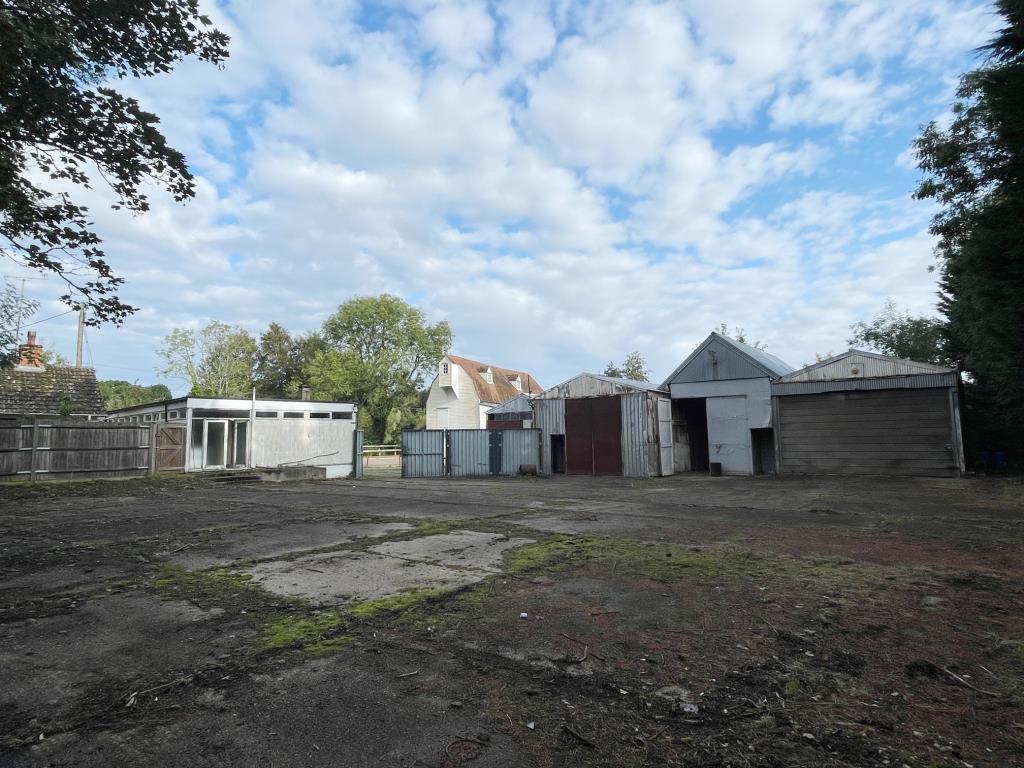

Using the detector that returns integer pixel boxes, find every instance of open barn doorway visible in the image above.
[677,398,709,472]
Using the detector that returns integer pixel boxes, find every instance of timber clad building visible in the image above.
[771,350,965,477]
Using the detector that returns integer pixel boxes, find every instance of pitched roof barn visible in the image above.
[661,331,793,387]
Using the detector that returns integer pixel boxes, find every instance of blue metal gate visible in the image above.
[401,429,540,478]
[401,430,446,477]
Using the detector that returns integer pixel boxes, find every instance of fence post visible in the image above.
[148,424,158,476]
[29,418,39,481]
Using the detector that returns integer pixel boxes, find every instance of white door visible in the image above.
[657,398,674,476]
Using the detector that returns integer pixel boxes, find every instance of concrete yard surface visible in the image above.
[1,472,1023,768]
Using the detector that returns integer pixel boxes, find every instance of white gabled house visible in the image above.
[425,355,543,430]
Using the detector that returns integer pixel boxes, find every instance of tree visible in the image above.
[306,295,451,442]
[0,283,39,365]
[98,380,172,410]
[914,1,1024,422]
[0,2,228,324]
[157,321,256,397]
[603,351,651,381]
[253,323,326,398]
[717,323,766,350]
[848,300,950,365]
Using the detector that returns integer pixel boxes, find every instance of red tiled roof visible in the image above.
[446,355,543,405]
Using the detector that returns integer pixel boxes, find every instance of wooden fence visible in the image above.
[0,419,153,480]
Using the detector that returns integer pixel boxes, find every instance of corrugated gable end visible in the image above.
[0,367,106,416]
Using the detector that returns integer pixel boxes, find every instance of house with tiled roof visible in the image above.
[0,332,105,420]
[425,354,543,430]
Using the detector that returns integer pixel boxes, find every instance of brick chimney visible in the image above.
[17,331,44,370]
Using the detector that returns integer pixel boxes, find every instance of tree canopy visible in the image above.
[603,351,651,382]
[253,323,325,399]
[914,0,1024,422]
[0,1,228,323]
[307,295,451,442]
[0,283,38,365]
[848,300,950,365]
[157,321,256,397]
[99,380,172,410]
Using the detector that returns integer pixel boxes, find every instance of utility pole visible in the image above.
[75,307,85,368]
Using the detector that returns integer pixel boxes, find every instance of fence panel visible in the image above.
[448,429,492,477]
[499,429,540,475]
[401,430,446,477]
[0,420,150,480]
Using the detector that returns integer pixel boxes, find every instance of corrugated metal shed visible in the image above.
[777,350,954,384]
[621,391,660,477]
[533,398,565,474]
[539,373,666,400]
[661,332,794,387]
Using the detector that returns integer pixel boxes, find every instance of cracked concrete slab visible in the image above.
[248,550,482,603]
[169,521,412,569]
[248,531,532,604]
[368,530,533,572]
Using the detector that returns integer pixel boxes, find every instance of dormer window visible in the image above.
[482,368,493,384]
[510,375,522,392]
[441,363,449,375]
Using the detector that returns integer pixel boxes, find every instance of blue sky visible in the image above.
[13,0,998,392]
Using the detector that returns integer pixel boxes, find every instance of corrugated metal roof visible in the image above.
[777,349,954,383]
[539,372,666,399]
[772,372,958,396]
[486,393,534,415]
[661,332,794,387]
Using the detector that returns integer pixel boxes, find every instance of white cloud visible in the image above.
[19,0,993,392]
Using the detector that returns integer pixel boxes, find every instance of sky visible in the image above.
[12,0,999,393]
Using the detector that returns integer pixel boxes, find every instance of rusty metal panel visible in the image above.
[401,430,446,477]
[533,398,564,474]
[566,396,623,475]
[499,429,540,475]
[448,429,491,477]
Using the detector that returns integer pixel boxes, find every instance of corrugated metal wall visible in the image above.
[620,392,648,477]
[353,430,364,478]
[448,429,491,477]
[499,429,540,475]
[401,430,446,477]
[781,355,950,382]
[533,398,565,474]
[669,336,774,384]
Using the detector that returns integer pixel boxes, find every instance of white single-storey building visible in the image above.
[108,396,358,477]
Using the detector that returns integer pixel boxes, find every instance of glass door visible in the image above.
[203,420,228,469]
[233,421,248,467]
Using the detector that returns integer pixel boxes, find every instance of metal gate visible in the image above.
[155,425,186,472]
[401,429,540,478]
[401,429,446,477]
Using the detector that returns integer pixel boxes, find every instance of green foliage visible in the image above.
[603,351,651,381]
[253,323,325,398]
[848,299,950,365]
[98,380,172,410]
[157,321,257,397]
[0,1,228,322]
[914,1,1024,431]
[308,294,452,442]
[717,323,766,350]
[0,284,39,366]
